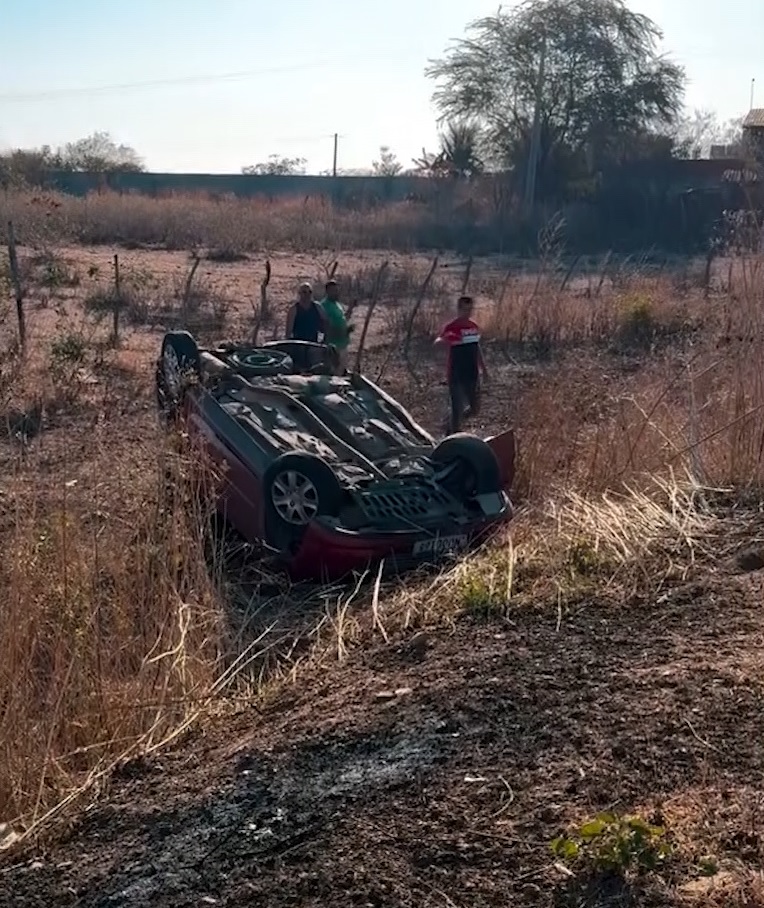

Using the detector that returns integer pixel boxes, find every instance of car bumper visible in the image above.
[285,497,514,580]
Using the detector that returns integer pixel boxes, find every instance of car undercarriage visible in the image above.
[156,333,516,577]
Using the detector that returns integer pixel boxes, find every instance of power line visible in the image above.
[286,132,346,144]
[0,62,369,102]
[0,48,751,104]
[247,133,342,146]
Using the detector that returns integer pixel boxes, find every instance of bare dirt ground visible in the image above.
[0,243,677,468]
[3,567,764,907]
[1,246,764,907]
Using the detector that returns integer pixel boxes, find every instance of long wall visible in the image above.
[45,170,446,201]
[44,159,754,202]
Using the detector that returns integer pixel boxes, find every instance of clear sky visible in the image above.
[0,0,761,174]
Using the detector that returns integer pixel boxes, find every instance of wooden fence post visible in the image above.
[112,253,121,342]
[252,259,271,345]
[402,255,439,380]
[181,252,202,322]
[6,221,26,349]
[354,260,389,373]
[460,255,473,295]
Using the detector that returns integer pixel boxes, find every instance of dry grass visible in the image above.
[0,410,343,837]
[473,257,764,498]
[0,189,483,255]
[0,419,223,825]
[0,323,311,835]
[0,206,763,871]
[0,385,311,823]
[303,473,730,652]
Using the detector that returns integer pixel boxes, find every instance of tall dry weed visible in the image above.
[0,190,477,254]
[505,256,764,498]
[0,430,230,827]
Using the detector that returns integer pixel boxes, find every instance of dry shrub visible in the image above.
[0,334,339,835]
[512,343,764,501]
[0,332,239,829]
[27,250,81,291]
[0,189,479,254]
[341,261,443,305]
[84,264,160,325]
[479,255,764,499]
[275,471,734,672]
[484,270,692,355]
[84,262,229,337]
[376,264,452,346]
[0,434,230,828]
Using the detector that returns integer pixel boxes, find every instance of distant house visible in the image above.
[742,109,764,161]
[710,143,741,160]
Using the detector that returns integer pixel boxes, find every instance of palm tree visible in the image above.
[438,121,484,176]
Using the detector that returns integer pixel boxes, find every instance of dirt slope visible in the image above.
[2,566,764,908]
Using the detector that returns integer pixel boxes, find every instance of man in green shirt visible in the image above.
[319,280,355,373]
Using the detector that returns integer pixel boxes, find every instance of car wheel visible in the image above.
[263,341,332,373]
[432,433,502,498]
[226,348,293,377]
[263,452,343,551]
[157,331,201,422]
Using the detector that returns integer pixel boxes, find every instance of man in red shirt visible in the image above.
[434,295,489,434]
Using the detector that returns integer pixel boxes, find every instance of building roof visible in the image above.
[743,108,764,128]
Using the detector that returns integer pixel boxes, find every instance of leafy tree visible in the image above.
[61,132,144,172]
[1,133,143,186]
[372,146,402,176]
[425,0,685,194]
[411,148,447,177]
[242,155,307,175]
[318,166,373,176]
[0,146,64,187]
[721,116,744,150]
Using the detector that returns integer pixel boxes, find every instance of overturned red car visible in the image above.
[156,331,516,580]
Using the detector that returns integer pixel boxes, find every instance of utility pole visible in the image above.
[751,78,756,110]
[332,133,338,177]
[524,37,546,211]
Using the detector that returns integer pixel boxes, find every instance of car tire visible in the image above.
[263,340,327,373]
[157,330,202,422]
[262,452,344,551]
[432,433,502,497]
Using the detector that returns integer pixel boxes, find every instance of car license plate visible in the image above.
[413,534,468,556]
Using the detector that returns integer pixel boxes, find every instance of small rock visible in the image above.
[402,632,429,661]
[736,547,764,572]
[538,804,562,823]
[394,687,413,697]
[374,691,396,702]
